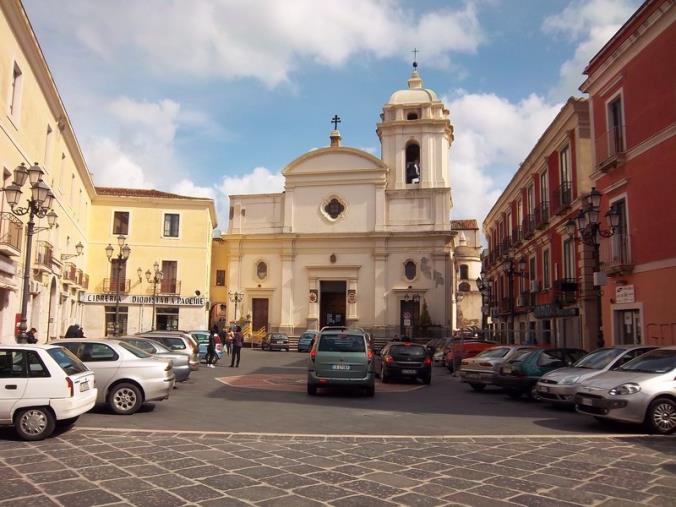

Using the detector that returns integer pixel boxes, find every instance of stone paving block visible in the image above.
[263,472,319,489]
[145,473,195,488]
[201,473,259,491]
[26,469,79,483]
[198,496,252,506]
[362,459,408,472]
[236,465,286,479]
[0,478,40,500]
[306,470,355,484]
[332,464,373,476]
[227,485,287,502]
[15,459,65,473]
[122,489,186,507]
[42,479,99,496]
[468,463,530,478]
[411,483,456,498]
[97,450,135,460]
[484,476,546,494]
[55,488,122,507]
[510,493,581,507]
[171,484,223,502]
[80,464,131,481]
[362,471,421,488]
[443,492,517,507]
[284,464,320,475]
[444,466,496,481]
[0,466,21,480]
[123,463,167,477]
[331,494,398,507]
[294,484,355,502]
[431,475,481,490]
[389,492,446,507]
[341,479,404,499]
[576,483,652,503]
[398,467,441,480]
[251,456,298,468]
[0,495,58,506]
[105,457,147,467]
[543,486,608,505]
[3,453,47,465]
[646,484,676,497]
[99,477,154,493]
[522,472,579,488]
[60,455,107,468]
[596,500,644,507]
[468,484,520,500]
[257,494,325,507]
[163,456,206,470]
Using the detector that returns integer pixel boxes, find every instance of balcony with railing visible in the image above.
[499,236,512,257]
[82,273,89,289]
[0,212,22,256]
[601,232,633,276]
[498,298,511,315]
[63,263,78,285]
[523,215,535,239]
[159,278,181,295]
[76,268,84,287]
[554,278,578,305]
[596,124,626,172]
[104,278,131,294]
[35,241,53,272]
[552,182,573,215]
[517,291,530,309]
[535,202,549,229]
[512,226,523,246]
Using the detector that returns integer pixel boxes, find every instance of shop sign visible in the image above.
[80,293,206,306]
[533,304,579,319]
[615,285,635,304]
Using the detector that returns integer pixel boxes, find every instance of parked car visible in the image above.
[298,330,319,352]
[0,344,96,440]
[189,330,224,363]
[115,336,192,382]
[59,339,175,415]
[495,347,587,400]
[445,340,498,372]
[537,345,657,404]
[307,329,374,396]
[426,337,452,366]
[575,347,676,434]
[137,331,199,370]
[374,341,432,384]
[459,345,539,391]
[261,332,290,351]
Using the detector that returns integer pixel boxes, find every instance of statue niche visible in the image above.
[405,142,420,184]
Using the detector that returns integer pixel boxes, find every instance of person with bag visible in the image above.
[206,326,217,368]
[230,326,243,368]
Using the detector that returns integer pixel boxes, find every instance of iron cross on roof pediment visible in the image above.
[331,115,341,130]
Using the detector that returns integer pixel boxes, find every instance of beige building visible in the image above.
[212,70,482,338]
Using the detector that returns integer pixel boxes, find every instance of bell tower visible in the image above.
[377,65,453,191]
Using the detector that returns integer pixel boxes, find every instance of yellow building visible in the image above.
[83,188,216,335]
[0,1,216,342]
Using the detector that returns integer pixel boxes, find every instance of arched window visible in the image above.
[405,142,420,184]
[404,260,417,281]
[460,264,469,280]
[407,112,418,120]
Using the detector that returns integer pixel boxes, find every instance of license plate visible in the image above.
[540,386,549,393]
[402,369,416,374]
[80,381,90,392]
[503,367,512,374]
[580,397,593,406]
[466,372,479,379]
[332,364,350,370]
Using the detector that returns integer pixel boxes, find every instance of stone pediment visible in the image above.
[282,147,387,178]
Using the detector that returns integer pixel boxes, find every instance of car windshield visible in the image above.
[477,347,511,359]
[390,345,425,357]
[146,340,171,353]
[318,334,365,353]
[47,347,88,375]
[191,333,210,344]
[510,349,536,363]
[574,348,624,369]
[301,333,315,340]
[118,341,152,358]
[618,349,676,373]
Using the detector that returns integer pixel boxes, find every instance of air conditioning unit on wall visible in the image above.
[529,280,541,293]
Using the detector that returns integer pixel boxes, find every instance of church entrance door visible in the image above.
[320,281,346,328]
[252,298,269,334]
[400,300,420,337]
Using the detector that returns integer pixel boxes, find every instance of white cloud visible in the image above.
[218,167,284,197]
[170,179,216,200]
[446,91,563,229]
[87,137,154,188]
[27,0,484,87]
[542,0,639,99]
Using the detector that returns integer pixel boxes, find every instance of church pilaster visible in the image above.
[278,239,296,334]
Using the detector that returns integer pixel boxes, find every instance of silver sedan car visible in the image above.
[59,339,175,415]
[575,347,676,434]
[115,336,191,382]
[459,345,538,391]
[537,345,657,404]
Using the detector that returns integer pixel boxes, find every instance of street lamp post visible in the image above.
[105,235,131,336]
[476,270,491,338]
[504,257,527,344]
[2,162,58,343]
[566,187,620,348]
[144,261,163,331]
[228,290,244,323]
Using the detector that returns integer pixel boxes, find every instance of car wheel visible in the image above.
[469,383,485,392]
[381,365,389,383]
[527,385,540,401]
[646,397,676,435]
[506,389,523,399]
[108,383,143,415]
[14,407,55,441]
[307,384,317,396]
[365,384,375,397]
[55,416,79,428]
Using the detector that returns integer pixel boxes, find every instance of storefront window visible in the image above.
[156,307,179,331]
[105,306,128,336]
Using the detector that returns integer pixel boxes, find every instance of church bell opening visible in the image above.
[320,281,346,328]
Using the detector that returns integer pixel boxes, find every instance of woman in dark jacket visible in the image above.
[206,326,217,367]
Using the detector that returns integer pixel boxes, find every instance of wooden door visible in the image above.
[252,298,269,333]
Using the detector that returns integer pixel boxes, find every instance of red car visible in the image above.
[445,340,498,372]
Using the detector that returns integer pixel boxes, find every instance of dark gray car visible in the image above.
[116,336,191,382]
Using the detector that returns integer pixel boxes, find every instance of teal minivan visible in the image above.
[307,330,374,397]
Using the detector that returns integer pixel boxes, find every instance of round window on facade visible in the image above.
[404,260,417,281]
[324,198,345,220]
[458,281,471,292]
[256,261,268,280]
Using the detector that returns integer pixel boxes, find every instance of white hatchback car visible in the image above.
[0,344,96,440]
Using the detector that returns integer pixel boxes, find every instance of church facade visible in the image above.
[212,70,481,339]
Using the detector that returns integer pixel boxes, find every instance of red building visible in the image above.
[482,98,597,349]
[579,0,676,346]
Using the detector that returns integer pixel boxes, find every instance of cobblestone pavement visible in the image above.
[1,429,675,507]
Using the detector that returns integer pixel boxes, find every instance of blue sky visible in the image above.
[23,0,640,231]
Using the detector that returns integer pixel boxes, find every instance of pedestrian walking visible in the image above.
[230,326,243,368]
[26,328,38,344]
[225,328,233,356]
[219,327,230,356]
[65,324,80,338]
[206,326,217,367]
